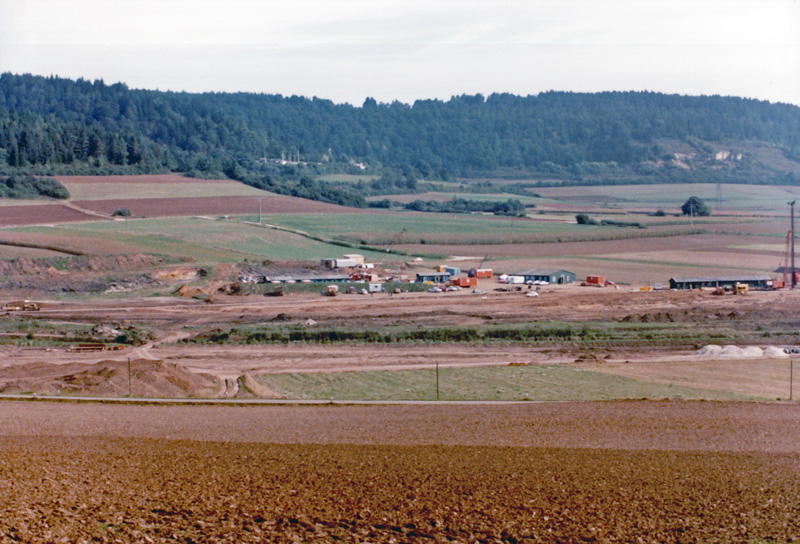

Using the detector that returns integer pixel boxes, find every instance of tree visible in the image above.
[681,196,711,216]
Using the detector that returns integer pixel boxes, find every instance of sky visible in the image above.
[1,0,798,106]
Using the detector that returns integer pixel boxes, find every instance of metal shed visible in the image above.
[415,272,452,284]
[513,269,576,284]
[668,275,772,290]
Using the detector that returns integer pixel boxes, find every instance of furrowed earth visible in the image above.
[0,401,799,543]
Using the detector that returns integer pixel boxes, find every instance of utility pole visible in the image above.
[791,201,796,288]
[435,360,439,401]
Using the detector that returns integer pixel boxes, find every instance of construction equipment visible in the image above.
[3,301,39,311]
[325,285,339,296]
[468,255,489,277]
[734,283,749,295]
[375,228,406,265]
[780,230,799,287]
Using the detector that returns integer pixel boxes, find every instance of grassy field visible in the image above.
[6,217,394,262]
[254,364,764,401]
[315,173,380,183]
[533,183,800,214]
[255,212,598,245]
[585,358,797,400]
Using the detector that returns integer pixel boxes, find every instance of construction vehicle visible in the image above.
[264,285,284,297]
[778,230,799,288]
[468,255,491,278]
[712,284,749,295]
[325,285,339,296]
[375,228,407,265]
[3,301,39,311]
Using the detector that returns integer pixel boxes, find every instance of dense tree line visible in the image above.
[403,197,527,216]
[2,73,800,201]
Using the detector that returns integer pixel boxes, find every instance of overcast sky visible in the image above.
[1,0,798,106]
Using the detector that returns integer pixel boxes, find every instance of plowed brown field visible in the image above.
[1,400,798,543]
[0,204,95,226]
[73,195,366,218]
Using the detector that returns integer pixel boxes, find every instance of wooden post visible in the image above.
[436,360,439,401]
[128,357,132,397]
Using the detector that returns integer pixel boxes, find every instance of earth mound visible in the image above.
[0,360,224,397]
[236,373,284,399]
[694,345,788,358]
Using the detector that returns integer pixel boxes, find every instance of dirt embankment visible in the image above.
[0,254,207,293]
[0,359,287,399]
[0,254,169,276]
[0,360,224,398]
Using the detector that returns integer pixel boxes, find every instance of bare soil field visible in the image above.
[0,204,97,227]
[56,175,269,201]
[0,401,798,543]
[73,195,368,219]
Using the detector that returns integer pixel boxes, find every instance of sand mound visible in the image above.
[695,345,789,358]
[764,346,790,358]
[236,373,283,399]
[0,360,223,398]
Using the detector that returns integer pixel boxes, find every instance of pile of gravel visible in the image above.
[695,345,789,358]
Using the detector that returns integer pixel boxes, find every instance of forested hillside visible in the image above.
[2,72,800,203]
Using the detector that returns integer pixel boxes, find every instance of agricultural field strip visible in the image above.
[568,254,776,271]
[534,183,800,212]
[8,223,248,262]
[7,219,369,262]
[253,365,764,402]
[58,181,269,201]
[3,400,799,452]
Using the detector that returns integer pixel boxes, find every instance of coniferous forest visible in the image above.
[1,72,799,204]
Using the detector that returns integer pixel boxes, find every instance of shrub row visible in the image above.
[188,326,584,345]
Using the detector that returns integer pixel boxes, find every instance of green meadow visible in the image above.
[254,364,763,401]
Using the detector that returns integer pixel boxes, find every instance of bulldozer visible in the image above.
[733,283,749,295]
[711,284,749,296]
[3,301,39,311]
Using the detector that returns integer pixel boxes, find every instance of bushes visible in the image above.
[404,197,528,216]
[0,175,69,199]
[576,214,645,228]
[188,325,581,345]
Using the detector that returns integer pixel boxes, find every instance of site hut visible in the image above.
[416,272,452,284]
[320,257,361,269]
[261,271,351,284]
[342,254,365,266]
[514,269,576,285]
[668,274,772,290]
